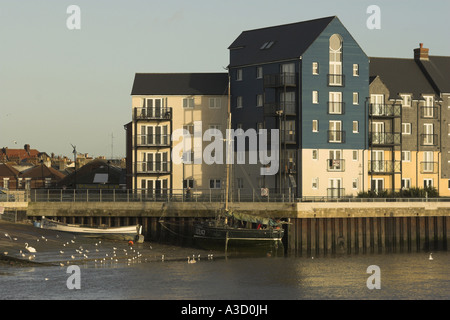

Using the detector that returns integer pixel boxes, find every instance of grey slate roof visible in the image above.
[369,57,438,99]
[228,16,336,67]
[131,73,229,96]
[418,56,450,94]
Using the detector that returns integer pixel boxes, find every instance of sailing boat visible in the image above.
[193,77,285,250]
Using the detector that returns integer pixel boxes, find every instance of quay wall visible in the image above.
[19,201,450,254]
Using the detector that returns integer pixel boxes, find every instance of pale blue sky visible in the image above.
[0,0,449,158]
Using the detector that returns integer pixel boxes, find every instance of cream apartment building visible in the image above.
[127,73,229,196]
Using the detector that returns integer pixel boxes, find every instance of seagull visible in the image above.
[25,243,37,253]
[188,256,196,264]
[429,253,433,261]
[4,233,12,241]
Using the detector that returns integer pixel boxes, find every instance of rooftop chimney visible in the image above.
[414,43,429,61]
[24,144,31,153]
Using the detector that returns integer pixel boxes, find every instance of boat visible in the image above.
[37,217,143,241]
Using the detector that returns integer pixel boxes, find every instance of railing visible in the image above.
[421,106,438,119]
[281,130,296,144]
[328,130,345,143]
[263,73,296,87]
[327,102,345,115]
[420,134,438,146]
[264,102,296,116]
[133,107,172,120]
[327,74,345,87]
[420,161,438,174]
[135,161,170,174]
[327,159,345,172]
[368,160,401,174]
[134,134,170,147]
[369,132,401,146]
[18,188,450,203]
[369,104,401,117]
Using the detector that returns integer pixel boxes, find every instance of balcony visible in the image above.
[420,134,438,146]
[134,135,170,147]
[264,102,296,117]
[327,188,345,198]
[281,130,296,144]
[135,161,170,174]
[327,159,345,172]
[328,130,345,143]
[327,74,345,87]
[327,102,345,115]
[368,160,401,174]
[264,73,296,88]
[420,106,438,119]
[369,132,401,146]
[133,107,172,121]
[420,162,438,174]
[369,104,401,117]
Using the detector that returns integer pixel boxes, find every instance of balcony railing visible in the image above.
[368,160,401,174]
[135,161,170,174]
[264,102,296,116]
[421,106,438,119]
[135,134,170,147]
[328,130,345,143]
[264,73,296,88]
[281,130,296,144]
[133,107,172,120]
[327,102,345,115]
[369,104,401,117]
[327,74,345,87]
[327,188,345,198]
[420,134,438,146]
[327,159,345,172]
[420,162,438,174]
[369,132,401,146]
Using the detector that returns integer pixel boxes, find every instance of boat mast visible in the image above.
[225,75,231,213]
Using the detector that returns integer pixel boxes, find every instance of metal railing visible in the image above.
[134,134,170,147]
[133,107,172,120]
[369,132,401,146]
[263,73,296,87]
[369,104,401,117]
[327,74,345,87]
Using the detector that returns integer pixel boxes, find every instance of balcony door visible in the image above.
[328,178,343,198]
[370,94,384,116]
[371,150,384,172]
[371,122,385,144]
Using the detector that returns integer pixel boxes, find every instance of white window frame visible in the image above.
[402,123,411,135]
[236,96,243,109]
[236,69,243,81]
[312,62,319,75]
[183,98,195,109]
[353,92,359,105]
[256,94,263,107]
[353,121,359,133]
[402,178,411,190]
[401,94,411,107]
[209,179,221,189]
[352,150,358,161]
[312,120,319,132]
[312,91,319,104]
[402,151,411,162]
[353,64,359,76]
[209,98,221,109]
[256,67,263,79]
[329,92,342,114]
[312,177,319,189]
[312,149,318,161]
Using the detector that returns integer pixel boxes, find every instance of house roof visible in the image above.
[228,16,336,67]
[0,163,20,178]
[418,56,450,94]
[20,164,66,180]
[369,57,438,99]
[131,73,229,96]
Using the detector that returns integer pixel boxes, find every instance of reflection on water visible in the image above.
[1,250,449,300]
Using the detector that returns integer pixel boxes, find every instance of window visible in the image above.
[209,98,221,109]
[353,92,359,105]
[423,151,434,173]
[402,151,411,162]
[402,123,411,135]
[328,150,343,171]
[312,149,318,160]
[256,94,263,107]
[236,96,243,108]
[312,177,319,189]
[329,121,343,143]
[209,179,221,189]
[423,123,434,145]
[312,120,319,132]
[237,178,244,189]
[352,150,358,161]
[312,91,319,104]
[353,121,359,133]
[329,34,343,86]
[448,123,450,136]
[3,178,9,189]
[402,178,411,190]
[424,179,433,188]
[183,98,194,109]
[329,92,342,114]
[236,69,243,81]
[256,67,263,79]
[183,179,194,189]
[401,94,411,107]
[45,178,52,188]
[260,41,274,50]
[352,178,358,189]
[312,62,319,75]
[353,64,359,76]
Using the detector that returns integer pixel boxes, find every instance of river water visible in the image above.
[1,249,449,301]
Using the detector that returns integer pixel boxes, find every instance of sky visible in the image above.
[0,0,449,159]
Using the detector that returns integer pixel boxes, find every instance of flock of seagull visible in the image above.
[2,232,214,266]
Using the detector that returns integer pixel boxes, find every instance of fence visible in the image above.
[9,188,450,203]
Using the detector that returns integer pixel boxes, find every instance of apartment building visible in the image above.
[369,44,450,195]
[228,16,369,198]
[127,73,229,195]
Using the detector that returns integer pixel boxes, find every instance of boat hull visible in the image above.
[39,218,142,241]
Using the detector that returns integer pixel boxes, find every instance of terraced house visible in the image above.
[369,43,450,196]
[228,16,369,199]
